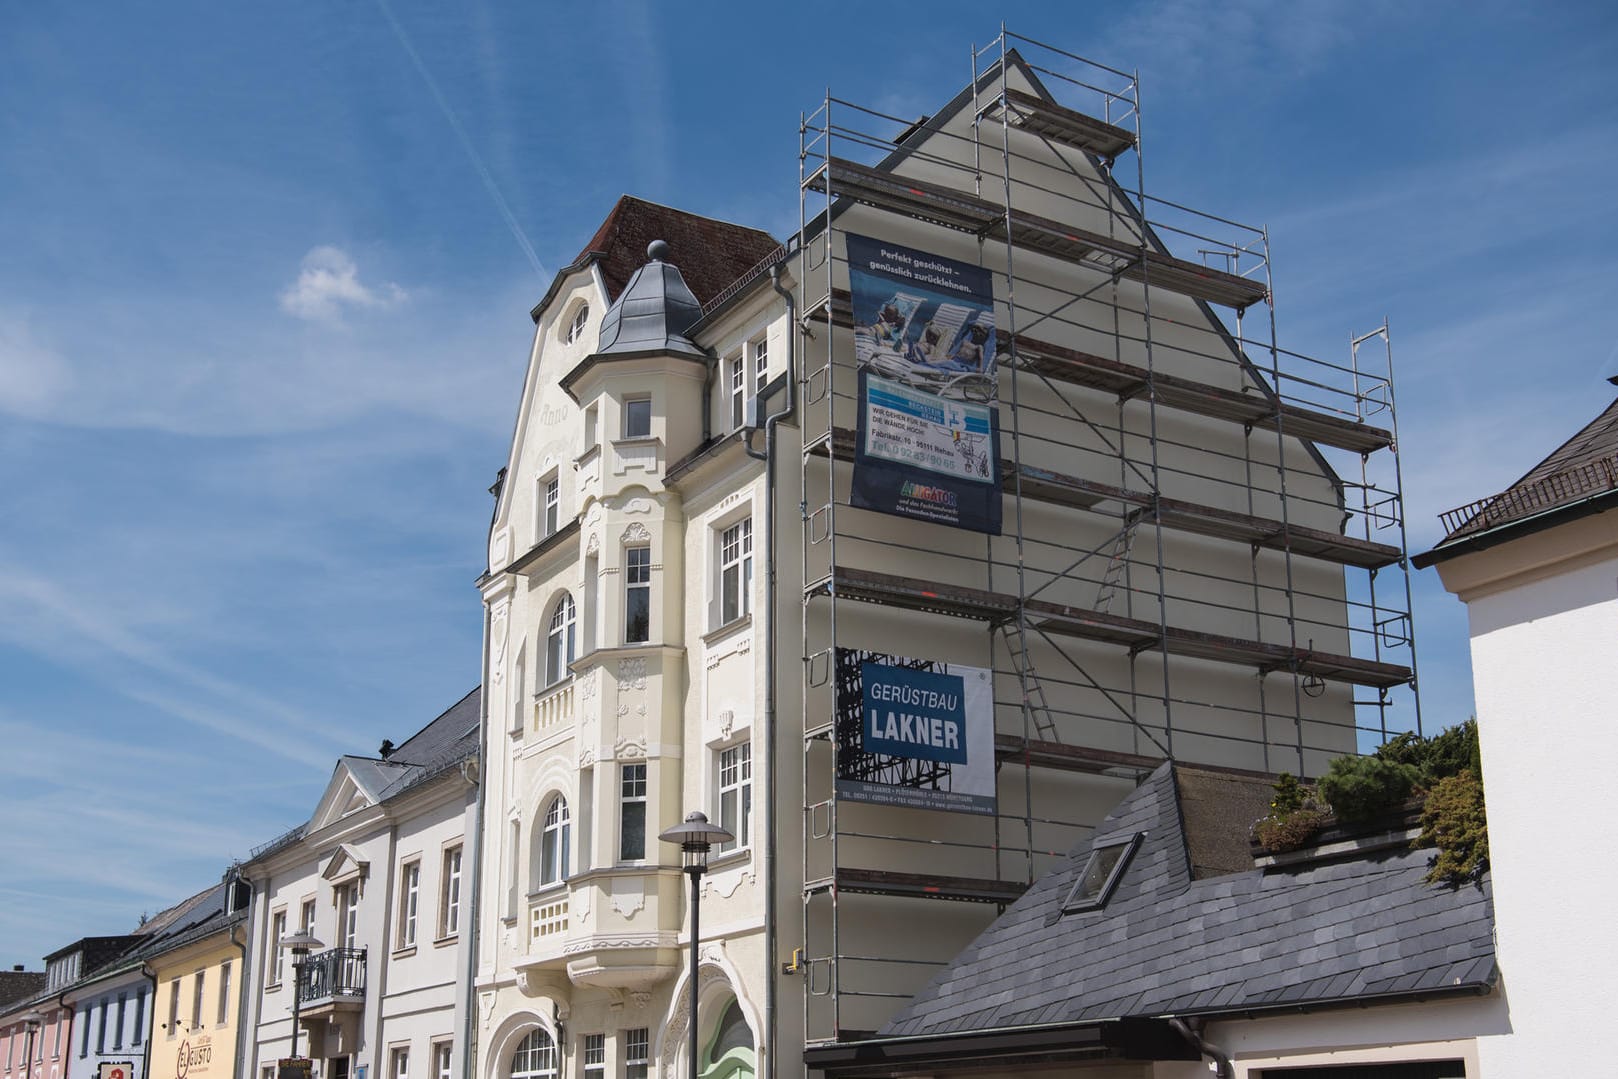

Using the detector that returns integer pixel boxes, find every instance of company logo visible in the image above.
[899,481,957,509]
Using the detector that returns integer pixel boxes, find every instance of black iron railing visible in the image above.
[1437,454,1618,538]
[298,948,366,1003]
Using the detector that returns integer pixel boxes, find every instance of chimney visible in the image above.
[379,739,395,759]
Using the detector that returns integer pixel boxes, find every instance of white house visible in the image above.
[1413,383,1618,1072]
[238,690,480,1079]
[472,32,1417,1079]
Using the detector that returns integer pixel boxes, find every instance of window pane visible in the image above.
[624,399,651,439]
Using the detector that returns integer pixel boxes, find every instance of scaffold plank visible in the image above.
[833,867,1028,904]
[809,157,1267,309]
[822,428,1400,569]
[987,88,1137,160]
[824,566,1412,690]
[818,289,1395,455]
[993,734,1162,775]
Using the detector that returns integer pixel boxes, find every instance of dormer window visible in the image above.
[1062,832,1142,913]
[565,302,590,345]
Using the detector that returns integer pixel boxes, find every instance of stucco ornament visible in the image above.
[490,601,510,688]
[661,962,734,1078]
[623,496,653,515]
[619,657,647,690]
[613,737,647,760]
[585,531,601,556]
[490,528,511,569]
[609,877,646,919]
[620,522,651,544]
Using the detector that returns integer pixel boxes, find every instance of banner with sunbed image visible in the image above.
[845,233,1002,534]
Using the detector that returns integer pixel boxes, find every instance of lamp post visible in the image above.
[20,1010,43,1079]
[658,811,733,1079]
[279,930,324,1069]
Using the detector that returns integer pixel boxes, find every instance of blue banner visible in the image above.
[846,234,1002,535]
[861,661,969,764]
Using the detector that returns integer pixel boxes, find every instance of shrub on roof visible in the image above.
[1318,754,1420,823]
[1418,768,1489,886]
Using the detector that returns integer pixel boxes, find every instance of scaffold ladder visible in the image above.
[1092,520,1139,614]
[999,621,1061,743]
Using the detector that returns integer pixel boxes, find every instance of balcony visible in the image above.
[297,948,366,1016]
[534,680,574,735]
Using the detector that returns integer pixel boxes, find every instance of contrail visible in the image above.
[374,0,550,281]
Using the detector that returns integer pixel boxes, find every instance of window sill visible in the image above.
[526,881,568,901]
[264,982,282,993]
[575,444,602,468]
[706,847,752,872]
[703,613,752,645]
[391,945,417,960]
[432,933,459,949]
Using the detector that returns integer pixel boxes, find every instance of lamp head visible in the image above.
[279,930,324,955]
[657,811,734,872]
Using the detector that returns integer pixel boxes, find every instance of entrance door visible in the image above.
[328,1057,351,1079]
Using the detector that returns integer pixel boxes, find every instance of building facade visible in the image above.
[238,690,479,1079]
[145,880,252,1079]
[472,31,1418,1079]
[1415,384,1618,1072]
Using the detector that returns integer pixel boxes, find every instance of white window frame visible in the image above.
[624,546,651,644]
[440,845,463,938]
[582,1034,605,1079]
[191,969,205,1029]
[268,910,287,985]
[216,961,231,1026]
[398,860,420,947]
[623,397,651,440]
[545,594,577,687]
[539,473,560,539]
[565,302,590,345]
[751,335,769,396]
[300,897,316,936]
[624,1028,649,1079]
[432,1042,452,1079]
[619,764,647,862]
[335,882,359,950]
[716,741,753,853]
[717,517,752,626]
[727,351,746,431]
[539,795,571,887]
[390,1046,409,1079]
[509,1030,557,1079]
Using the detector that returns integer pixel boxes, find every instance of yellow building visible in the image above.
[147,880,251,1079]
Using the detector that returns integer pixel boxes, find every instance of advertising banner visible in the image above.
[845,233,1002,534]
[834,648,996,815]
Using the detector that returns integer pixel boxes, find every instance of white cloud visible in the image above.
[0,311,73,415]
[279,245,408,323]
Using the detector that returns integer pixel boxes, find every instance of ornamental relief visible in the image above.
[620,522,651,544]
[618,657,647,690]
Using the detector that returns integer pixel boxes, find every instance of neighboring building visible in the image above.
[807,763,1503,1077]
[238,690,480,1079]
[63,883,227,1079]
[1413,381,1618,1071]
[144,878,253,1079]
[2,938,137,1079]
[473,29,1417,1079]
[0,973,46,1014]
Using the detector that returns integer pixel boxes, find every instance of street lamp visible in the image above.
[279,930,324,1068]
[658,811,733,1079]
[20,1010,43,1079]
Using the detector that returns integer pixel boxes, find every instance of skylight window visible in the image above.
[1062,832,1142,913]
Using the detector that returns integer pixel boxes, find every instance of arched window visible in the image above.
[565,303,590,345]
[509,1029,557,1079]
[539,795,571,886]
[546,594,577,686]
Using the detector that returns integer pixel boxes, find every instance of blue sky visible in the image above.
[2,1,1615,964]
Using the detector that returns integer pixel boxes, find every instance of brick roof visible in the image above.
[881,763,1495,1037]
[574,196,779,307]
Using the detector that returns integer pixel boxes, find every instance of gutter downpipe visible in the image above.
[1168,1017,1232,1079]
[744,259,796,1078]
[139,966,157,1079]
[462,601,491,1079]
[231,921,250,1079]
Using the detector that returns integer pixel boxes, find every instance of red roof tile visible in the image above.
[575,195,780,307]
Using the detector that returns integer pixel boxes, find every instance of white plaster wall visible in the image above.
[1448,539,1618,1073]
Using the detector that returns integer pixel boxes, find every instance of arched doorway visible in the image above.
[699,998,754,1079]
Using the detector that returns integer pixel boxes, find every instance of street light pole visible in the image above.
[658,811,733,1079]
[279,931,324,1071]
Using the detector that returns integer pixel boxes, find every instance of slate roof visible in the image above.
[880,763,1495,1038]
[0,971,45,1009]
[1417,387,1618,561]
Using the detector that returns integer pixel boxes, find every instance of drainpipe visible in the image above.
[138,964,157,1079]
[461,601,491,1079]
[744,260,796,1078]
[1168,1017,1232,1079]
[231,921,250,1079]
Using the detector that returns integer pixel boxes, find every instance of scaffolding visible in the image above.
[794,28,1420,1048]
